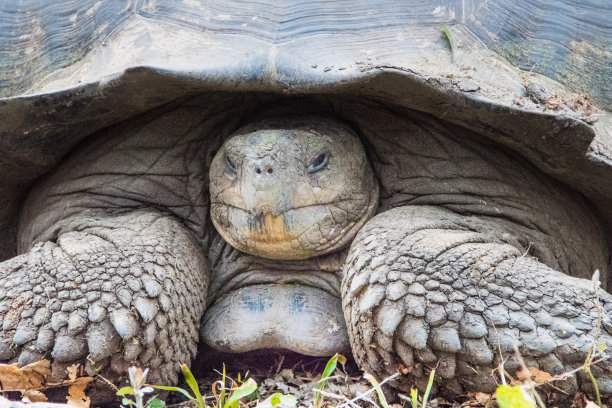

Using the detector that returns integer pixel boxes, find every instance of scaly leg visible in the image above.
[342,206,612,399]
[0,210,209,387]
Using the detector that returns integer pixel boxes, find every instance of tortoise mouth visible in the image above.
[200,284,350,357]
[210,201,365,260]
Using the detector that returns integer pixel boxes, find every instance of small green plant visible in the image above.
[270,392,298,407]
[409,369,435,408]
[313,353,346,408]
[149,364,207,408]
[118,364,258,408]
[117,367,165,408]
[211,365,258,408]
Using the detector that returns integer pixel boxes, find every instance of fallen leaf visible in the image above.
[66,365,78,382]
[21,389,48,403]
[0,360,50,391]
[473,392,492,404]
[66,377,92,408]
[397,363,411,375]
[516,367,553,384]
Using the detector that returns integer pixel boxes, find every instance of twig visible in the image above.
[513,344,547,408]
[336,373,400,408]
[316,389,374,408]
[584,270,603,406]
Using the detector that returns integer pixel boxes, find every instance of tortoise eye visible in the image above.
[308,152,330,173]
[226,155,238,174]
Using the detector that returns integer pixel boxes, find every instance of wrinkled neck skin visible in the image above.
[202,112,379,356]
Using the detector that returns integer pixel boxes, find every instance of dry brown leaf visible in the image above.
[473,392,492,404]
[463,391,493,407]
[66,377,92,408]
[66,364,79,381]
[396,363,411,375]
[516,367,554,384]
[21,389,48,403]
[0,360,51,391]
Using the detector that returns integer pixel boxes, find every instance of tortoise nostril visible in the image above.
[256,165,273,175]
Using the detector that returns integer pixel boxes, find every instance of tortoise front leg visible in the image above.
[0,210,209,386]
[342,206,612,398]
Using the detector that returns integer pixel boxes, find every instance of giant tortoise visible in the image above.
[1,0,612,402]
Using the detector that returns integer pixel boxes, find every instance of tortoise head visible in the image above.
[209,112,379,260]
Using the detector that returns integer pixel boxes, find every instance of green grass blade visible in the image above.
[219,364,227,408]
[224,378,258,408]
[117,386,135,396]
[422,369,435,408]
[313,354,346,408]
[151,385,195,401]
[410,388,419,408]
[438,25,455,62]
[181,364,206,408]
[364,373,390,408]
